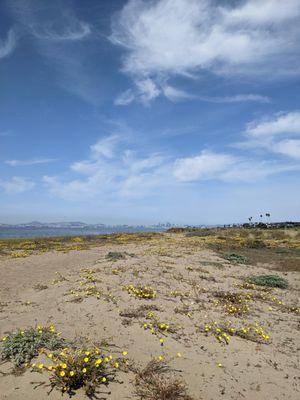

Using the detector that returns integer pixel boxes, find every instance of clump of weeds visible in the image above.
[135,359,194,400]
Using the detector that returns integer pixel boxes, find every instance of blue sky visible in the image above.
[0,0,300,225]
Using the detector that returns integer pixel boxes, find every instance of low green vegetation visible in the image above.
[224,253,248,264]
[247,274,288,289]
[0,325,66,366]
[105,251,126,261]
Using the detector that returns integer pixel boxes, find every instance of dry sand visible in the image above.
[0,233,299,399]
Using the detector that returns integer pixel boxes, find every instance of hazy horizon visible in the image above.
[1,0,300,224]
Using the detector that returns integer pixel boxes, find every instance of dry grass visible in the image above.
[135,360,194,400]
[119,304,161,319]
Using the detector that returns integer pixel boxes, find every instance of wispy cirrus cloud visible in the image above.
[9,0,92,42]
[7,0,99,105]
[5,158,57,166]
[31,19,91,41]
[162,87,270,104]
[115,83,270,105]
[111,0,300,104]
[0,29,17,59]
[0,177,35,194]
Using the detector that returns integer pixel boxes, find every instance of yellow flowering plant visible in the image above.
[125,284,157,299]
[32,346,124,397]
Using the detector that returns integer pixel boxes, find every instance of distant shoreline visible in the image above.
[0,226,166,239]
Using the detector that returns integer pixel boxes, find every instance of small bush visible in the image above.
[105,251,125,261]
[224,253,248,264]
[1,325,65,366]
[247,275,288,289]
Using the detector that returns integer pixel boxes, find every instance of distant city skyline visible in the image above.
[1,0,300,224]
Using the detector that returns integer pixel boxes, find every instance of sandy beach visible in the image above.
[0,230,299,399]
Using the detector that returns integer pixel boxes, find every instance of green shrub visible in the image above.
[224,253,248,264]
[275,248,289,254]
[247,275,288,289]
[105,251,126,261]
[1,325,66,366]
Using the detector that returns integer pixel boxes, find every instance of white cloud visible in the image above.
[174,150,235,181]
[162,85,196,102]
[45,134,167,201]
[44,133,300,202]
[246,111,300,138]
[6,158,57,166]
[173,150,300,183]
[0,29,17,59]
[164,91,270,104]
[114,89,135,105]
[111,0,300,103]
[90,134,120,159]
[221,0,300,25]
[135,78,161,104]
[0,177,35,194]
[235,111,300,161]
[273,139,300,159]
[200,94,270,104]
